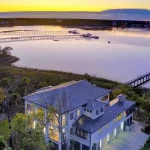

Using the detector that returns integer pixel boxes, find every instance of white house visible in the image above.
[24,80,136,150]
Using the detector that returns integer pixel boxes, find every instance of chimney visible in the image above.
[117,94,127,102]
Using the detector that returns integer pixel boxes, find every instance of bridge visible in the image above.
[0,30,70,35]
[125,72,150,87]
[0,35,82,43]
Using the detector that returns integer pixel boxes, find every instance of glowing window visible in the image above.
[77,110,80,116]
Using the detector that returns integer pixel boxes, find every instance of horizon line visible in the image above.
[1,8,150,13]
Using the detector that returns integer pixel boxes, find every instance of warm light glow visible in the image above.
[0,0,150,12]
[33,121,36,129]
[107,134,110,142]
[43,127,46,134]
[121,121,124,130]
[114,128,117,136]
[100,140,102,148]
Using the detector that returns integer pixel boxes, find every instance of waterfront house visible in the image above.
[24,80,136,150]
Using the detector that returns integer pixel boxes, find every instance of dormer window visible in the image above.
[100,107,104,112]
[87,109,89,112]
[96,109,99,115]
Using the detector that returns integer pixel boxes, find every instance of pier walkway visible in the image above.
[125,72,150,87]
[0,31,70,35]
[0,35,82,43]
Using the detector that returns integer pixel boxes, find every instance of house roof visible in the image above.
[85,99,106,110]
[24,80,111,113]
[73,99,136,133]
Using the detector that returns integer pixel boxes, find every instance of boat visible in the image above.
[68,30,79,34]
[91,36,99,39]
[82,33,93,38]
[53,39,59,41]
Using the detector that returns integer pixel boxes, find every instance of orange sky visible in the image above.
[0,0,150,12]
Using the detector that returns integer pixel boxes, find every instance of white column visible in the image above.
[80,143,82,150]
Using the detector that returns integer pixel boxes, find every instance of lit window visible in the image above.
[118,113,122,121]
[43,127,46,134]
[77,110,80,116]
[62,128,65,133]
[70,113,73,120]
[98,128,102,134]
[62,114,65,120]
[50,126,53,130]
[106,124,108,129]
[33,121,36,129]
[124,111,126,116]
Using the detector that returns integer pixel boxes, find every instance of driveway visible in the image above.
[104,121,149,150]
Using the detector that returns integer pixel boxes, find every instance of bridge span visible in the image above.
[125,72,150,87]
[0,31,70,35]
[0,35,83,43]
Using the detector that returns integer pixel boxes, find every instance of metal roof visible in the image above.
[24,80,111,113]
[85,99,106,110]
[73,99,136,133]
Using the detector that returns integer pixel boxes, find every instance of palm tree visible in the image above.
[11,93,21,107]
[39,81,48,88]
[22,77,31,96]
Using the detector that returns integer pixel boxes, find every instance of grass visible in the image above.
[0,120,10,141]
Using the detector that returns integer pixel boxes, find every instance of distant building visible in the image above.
[24,80,136,150]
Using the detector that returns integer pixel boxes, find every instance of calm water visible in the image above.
[0,26,150,86]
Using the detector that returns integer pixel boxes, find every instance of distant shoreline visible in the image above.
[0,18,149,29]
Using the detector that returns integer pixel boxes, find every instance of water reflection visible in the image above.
[0,26,150,86]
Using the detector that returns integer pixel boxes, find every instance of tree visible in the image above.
[0,136,12,150]
[11,93,21,107]
[11,113,53,150]
[39,82,48,88]
[142,100,150,124]
[0,76,21,149]
[140,136,150,150]
[22,77,31,96]
[0,136,6,150]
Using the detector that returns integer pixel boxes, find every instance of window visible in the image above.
[96,109,99,115]
[70,112,73,120]
[87,109,89,112]
[62,128,65,133]
[98,128,102,134]
[84,108,86,111]
[101,95,108,102]
[90,110,92,113]
[100,107,104,112]
[62,114,65,120]
[124,111,126,116]
[70,128,73,135]
[50,126,53,130]
[77,110,80,116]
[106,124,108,129]
[118,113,122,121]
[76,128,88,139]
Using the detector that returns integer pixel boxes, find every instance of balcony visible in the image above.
[49,132,59,142]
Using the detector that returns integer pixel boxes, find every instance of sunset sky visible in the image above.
[0,0,150,12]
